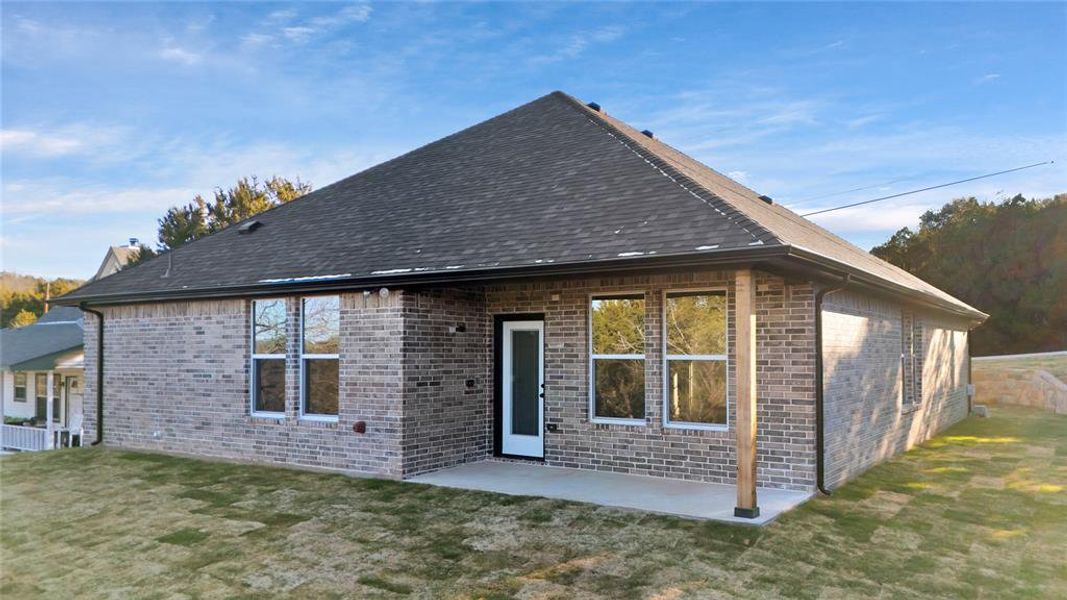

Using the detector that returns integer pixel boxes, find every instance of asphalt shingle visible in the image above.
[57,91,982,318]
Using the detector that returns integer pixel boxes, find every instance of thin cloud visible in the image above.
[529,25,626,64]
[159,45,202,66]
[283,27,316,43]
[975,73,1001,84]
[310,4,372,27]
[846,114,885,129]
[267,9,297,22]
[240,33,273,48]
[1,125,127,158]
[257,4,373,46]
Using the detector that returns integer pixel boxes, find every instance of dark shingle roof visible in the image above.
[57,91,983,319]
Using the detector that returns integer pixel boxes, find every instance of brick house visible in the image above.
[57,92,986,519]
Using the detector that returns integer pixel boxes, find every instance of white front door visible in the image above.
[501,320,544,458]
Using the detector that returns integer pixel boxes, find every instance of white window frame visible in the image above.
[662,288,730,431]
[250,298,287,418]
[299,296,340,422]
[13,372,27,402]
[588,291,647,426]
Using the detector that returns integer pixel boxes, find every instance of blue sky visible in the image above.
[2,2,1065,279]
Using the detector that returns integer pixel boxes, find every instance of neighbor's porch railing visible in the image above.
[1,424,51,452]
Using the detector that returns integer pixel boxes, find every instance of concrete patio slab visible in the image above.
[409,460,813,525]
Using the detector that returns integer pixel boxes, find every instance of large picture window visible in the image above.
[301,296,340,419]
[590,294,645,422]
[664,290,728,427]
[252,299,287,415]
[13,373,27,402]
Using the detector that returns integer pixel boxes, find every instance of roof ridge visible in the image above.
[549,92,780,247]
[62,94,570,302]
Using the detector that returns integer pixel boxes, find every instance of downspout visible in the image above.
[79,303,105,446]
[814,274,850,496]
[966,334,973,415]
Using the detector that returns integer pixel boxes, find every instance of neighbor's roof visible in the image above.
[0,307,84,370]
[92,245,137,281]
[57,91,985,320]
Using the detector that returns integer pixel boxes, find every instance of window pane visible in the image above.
[666,292,726,355]
[254,358,286,413]
[510,329,540,436]
[591,296,645,355]
[594,358,645,419]
[303,296,340,354]
[254,299,287,355]
[668,360,726,425]
[35,374,47,420]
[14,373,26,401]
[303,358,339,416]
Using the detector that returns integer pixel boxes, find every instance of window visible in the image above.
[35,373,47,420]
[13,373,26,402]
[590,295,645,422]
[664,290,728,427]
[901,311,922,409]
[301,296,340,419]
[52,375,61,423]
[252,299,287,415]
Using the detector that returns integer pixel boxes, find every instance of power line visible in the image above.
[800,161,1055,217]
[788,175,920,207]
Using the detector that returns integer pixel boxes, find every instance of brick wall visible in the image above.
[83,293,407,477]
[482,270,817,491]
[400,288,490,476]
[83,269,819,491]
[821,289,970,488]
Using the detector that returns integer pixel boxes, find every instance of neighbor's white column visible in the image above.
[45,370,54,449]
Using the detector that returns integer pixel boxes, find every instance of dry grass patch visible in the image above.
[2,407,1065,599]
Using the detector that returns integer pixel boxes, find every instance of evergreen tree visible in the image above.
[123,175,312,270]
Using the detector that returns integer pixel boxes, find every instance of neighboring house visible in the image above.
[0,306,85,448]
[1,245,131,451]
[57,92,986,518]
[91,243,137,281]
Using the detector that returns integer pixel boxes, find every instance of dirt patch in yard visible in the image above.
[2,407,1065,599]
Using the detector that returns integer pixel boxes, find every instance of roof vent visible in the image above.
[238,220,263,234]
[758,195,774,205]
[586,102,601,112]
[641,130,655,139]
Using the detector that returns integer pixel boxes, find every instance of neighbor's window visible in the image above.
[301,296,340,418]
[252,299,287,415]
[35,373,47,420]
[13,373,27,402]
[590,295,646,421]
[665,291,728,426]
[52,375,61,423]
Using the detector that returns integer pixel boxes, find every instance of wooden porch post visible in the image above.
[45,370,55,450]
[734,268,759,518]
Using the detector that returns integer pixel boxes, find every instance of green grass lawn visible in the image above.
[975,353,1067,382]
[2,407,1065,599]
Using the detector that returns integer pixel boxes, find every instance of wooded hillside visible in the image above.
[0,273,85,328]
[871,194,1066,356]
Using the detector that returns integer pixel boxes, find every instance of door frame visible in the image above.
[493,313,546,460]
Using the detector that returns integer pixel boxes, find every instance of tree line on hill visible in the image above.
[0,273,84,328]
[871,193,1066,356]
